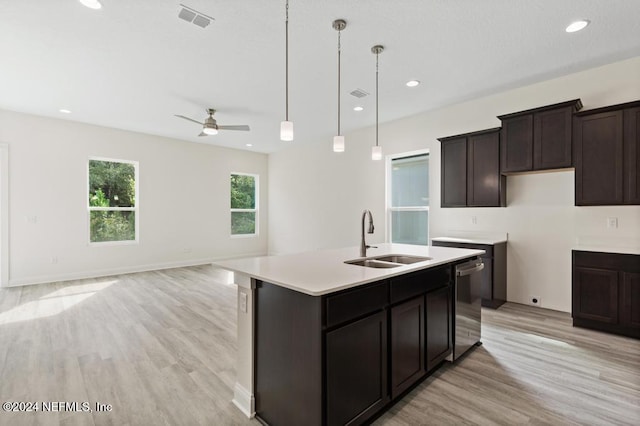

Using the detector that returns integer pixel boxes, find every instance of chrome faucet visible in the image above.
[360,209,377,257]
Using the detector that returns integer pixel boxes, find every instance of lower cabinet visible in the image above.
[326,311,388,426]
[426,285,452,371]
[255,264,460,425]
[572,251,640,338]
[390,296,425,399]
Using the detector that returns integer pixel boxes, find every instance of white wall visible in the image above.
[268,56,640,313]
[0,110,268,286]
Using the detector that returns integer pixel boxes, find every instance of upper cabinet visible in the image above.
[439,128,505,208]
[574,100,640,206]
[498,99,583,173]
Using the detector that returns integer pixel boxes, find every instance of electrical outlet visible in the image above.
[607,217,618,229]
[51,256,58,264]
[471,216,478,225]
[530,296,541,306]
[182,247,192,253]
[240,291,248,313]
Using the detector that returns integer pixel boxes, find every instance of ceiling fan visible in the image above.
[175,108,250,136]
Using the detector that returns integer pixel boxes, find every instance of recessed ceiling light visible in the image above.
[79,0,102,10]
[565,20,589,33]
[406,80,420,87]
[59,109,71,114]
[246,143,253,147]
[353,106,364,112]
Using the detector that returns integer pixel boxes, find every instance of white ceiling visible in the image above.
[1,0,639,153]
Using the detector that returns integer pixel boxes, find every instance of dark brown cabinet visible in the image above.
[573,101,640,206]
[327,310,388,426]
[498,99,582,173]
[254,262,461,425]
[390,296,424,399]
[439,128,505,207]
[572,250,640,339]
[432,240,507,309]
[425,285,452,371]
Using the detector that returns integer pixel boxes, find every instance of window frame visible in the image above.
[230,172,259,238]
[385,149,430,245]
[87,156,139,246]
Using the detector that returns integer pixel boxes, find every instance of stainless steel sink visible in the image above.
[345,259,402,268]
[345,254,431,268]
[370,254,432,264]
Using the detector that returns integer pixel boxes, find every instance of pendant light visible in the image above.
[332,19,347,152]
[371,45,384,161]
[280,0,294,141]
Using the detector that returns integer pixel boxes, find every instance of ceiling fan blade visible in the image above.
[198,132,208,137]
[175,114,204,125]
[218,125,251,131]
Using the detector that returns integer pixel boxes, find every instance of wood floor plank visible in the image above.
[1,265,639,425]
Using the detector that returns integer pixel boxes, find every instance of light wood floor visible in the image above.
[1,265,638,425]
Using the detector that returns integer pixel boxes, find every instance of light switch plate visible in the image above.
[607,217,618,228]
[240,291,248,313]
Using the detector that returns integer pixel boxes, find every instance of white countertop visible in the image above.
[572,246,640,256]
[432,236,507,245]
[214,243,484,296]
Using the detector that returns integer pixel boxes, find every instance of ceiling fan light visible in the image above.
[79,0,102,10]
[280,120,294,141]
[202,126,218,135]
[372,145,382,161]
[333,135,345,152]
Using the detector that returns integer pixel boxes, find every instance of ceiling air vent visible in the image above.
[178,4,214,29]
[350,88,369,98]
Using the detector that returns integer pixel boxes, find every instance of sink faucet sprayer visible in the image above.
[360,209,377,257]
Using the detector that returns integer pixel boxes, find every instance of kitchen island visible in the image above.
[215,243,484,425]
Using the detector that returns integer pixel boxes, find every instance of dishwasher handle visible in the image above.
[456,262,485,277]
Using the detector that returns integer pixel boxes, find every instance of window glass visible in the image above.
[88,159,137,243]
[231,174,258,235]
[389,153,429,245]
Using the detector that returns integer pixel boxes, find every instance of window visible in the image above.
[231,173,258,236]
[88,158,138,243]
[387,152,429,245]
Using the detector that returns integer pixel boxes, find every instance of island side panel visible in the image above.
[254,280,323,426]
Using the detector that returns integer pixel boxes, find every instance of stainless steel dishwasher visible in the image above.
[449,258,484,361]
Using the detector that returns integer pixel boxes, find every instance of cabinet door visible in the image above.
[620,272,640,329]
[574,111,624,205]
[572,267,619,324]
[441,138,467,207]
[624,107,640,204]
[534,107,572,170]
[467,130,502,206]
[390,296,425,399]
[426,286,452,371]
[501,114,533,173]
[326,311,388,426]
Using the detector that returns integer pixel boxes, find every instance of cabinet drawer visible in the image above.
[573,251,640,272]
[432,241,493,258]
[390,266,451,304]
[326,281,388,328]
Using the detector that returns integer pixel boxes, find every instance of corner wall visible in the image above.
[0,110,268,286]
[268,57,640,312]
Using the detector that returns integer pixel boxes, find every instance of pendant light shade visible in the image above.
[371,145,382,160]
[371,45,384,161]
[280,120,294,141]
[332,19,347,152]
[280,0,294,141]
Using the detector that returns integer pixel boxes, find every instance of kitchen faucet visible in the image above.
[360,209,377,257]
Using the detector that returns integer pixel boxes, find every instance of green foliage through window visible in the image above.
[89,159,137,243]
[231,174,257,235]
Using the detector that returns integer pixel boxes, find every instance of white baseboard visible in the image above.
[232,382,255,418]
[6,252,266,287]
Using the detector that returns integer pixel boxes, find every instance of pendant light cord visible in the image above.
[285,0,289,122]
[337,29,341,136]
[375,50,379,147]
